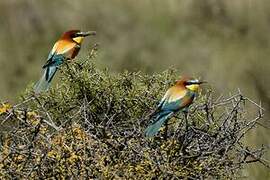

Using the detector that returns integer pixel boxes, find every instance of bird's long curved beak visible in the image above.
[76,31,96,37]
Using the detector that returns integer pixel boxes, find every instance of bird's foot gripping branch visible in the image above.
[0,52,269,179]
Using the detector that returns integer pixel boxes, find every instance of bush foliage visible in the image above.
[0,50,268,179]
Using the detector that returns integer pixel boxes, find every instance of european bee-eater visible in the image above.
[34,30,96,93]
[145,77,206,137]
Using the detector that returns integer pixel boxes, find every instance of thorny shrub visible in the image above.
[0,47,268,179]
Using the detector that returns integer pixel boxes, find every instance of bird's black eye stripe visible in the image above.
[185,81,193,85]
[71,34,77,38]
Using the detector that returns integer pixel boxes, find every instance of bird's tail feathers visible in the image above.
[34,66,57,94]
[145,111,173,137]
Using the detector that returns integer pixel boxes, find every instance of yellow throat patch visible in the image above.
[73,37,84,44]
[186,84,200,92]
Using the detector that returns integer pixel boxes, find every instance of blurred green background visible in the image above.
[0,0,269,178]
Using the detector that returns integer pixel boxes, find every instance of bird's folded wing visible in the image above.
[47,41,59,61]
[43,41,76,68]
[158,86,187,108]
[55,41,77,55]
[43,54,65,68]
